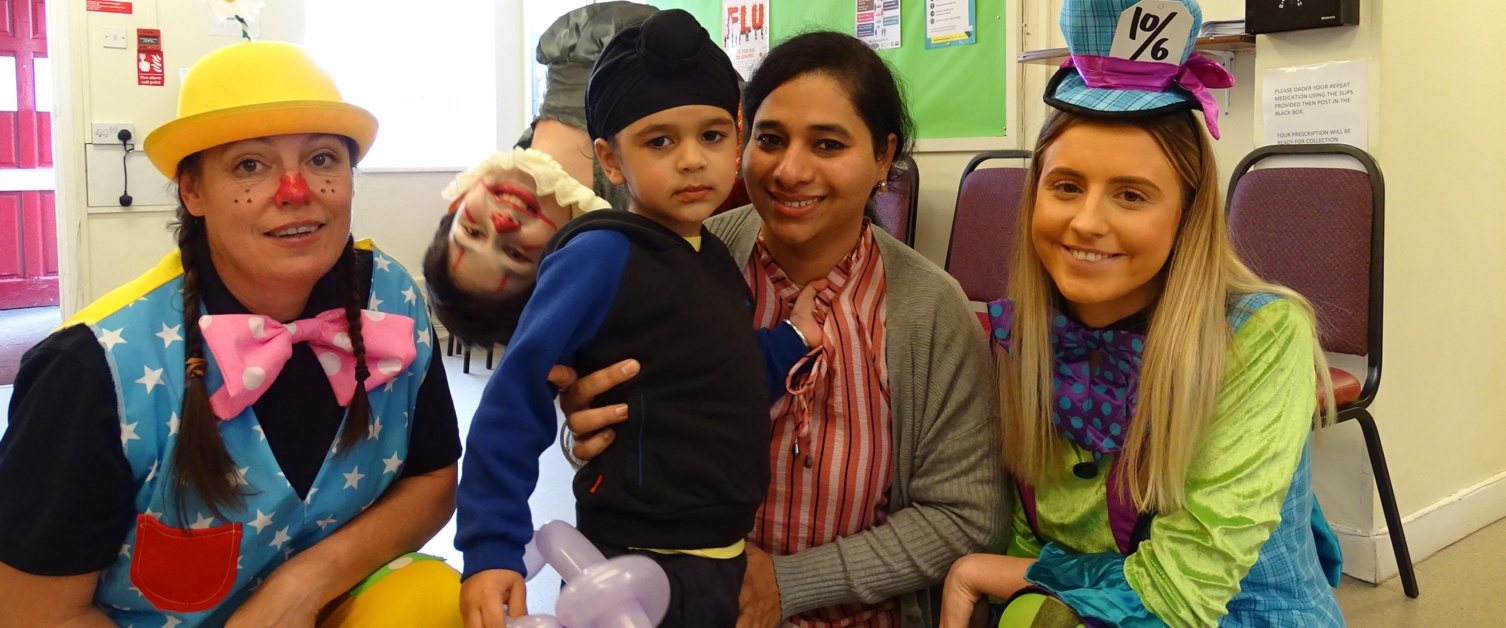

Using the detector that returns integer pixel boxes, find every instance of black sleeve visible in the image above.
[398,328,461,479]
[0,326,136,576]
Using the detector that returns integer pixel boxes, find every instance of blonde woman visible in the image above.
[939,1,1345,626]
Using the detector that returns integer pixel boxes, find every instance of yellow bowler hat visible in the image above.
[143,41,378,178]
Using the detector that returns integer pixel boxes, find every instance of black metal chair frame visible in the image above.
[943,149,1032,284]
[1227,144,1416,598]
[445,332,496,374]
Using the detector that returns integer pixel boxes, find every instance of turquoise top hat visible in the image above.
[1043,0,1234,138]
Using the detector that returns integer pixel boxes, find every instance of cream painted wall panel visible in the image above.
[1373,2,1506,517]
[351,170,463,276]
[84,210,177,298]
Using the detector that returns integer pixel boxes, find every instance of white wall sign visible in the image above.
[858,0,902,50]
[723,0,770,81]
[1263,59,1368,148]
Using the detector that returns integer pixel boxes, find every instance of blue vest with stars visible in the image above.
[70,243,434,626]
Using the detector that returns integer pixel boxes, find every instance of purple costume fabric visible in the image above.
[987,298,1147,459]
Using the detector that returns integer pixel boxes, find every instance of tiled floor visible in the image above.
[2,350,1502,622]
[0,306,60,386]
[1333,517,1506,626]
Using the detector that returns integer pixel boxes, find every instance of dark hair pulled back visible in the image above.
[741,31,915,166]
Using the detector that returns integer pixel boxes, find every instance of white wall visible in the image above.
[1349,0,1506,581]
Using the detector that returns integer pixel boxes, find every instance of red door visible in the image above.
[0,0,54,309]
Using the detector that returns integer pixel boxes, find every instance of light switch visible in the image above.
[102,26,128,49]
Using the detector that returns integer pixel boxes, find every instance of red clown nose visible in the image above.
[274,173,313,205]
[490,211,521,234]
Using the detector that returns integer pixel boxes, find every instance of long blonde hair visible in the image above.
[1001,109,1335,513]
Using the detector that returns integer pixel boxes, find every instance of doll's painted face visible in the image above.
[446,167,571,300]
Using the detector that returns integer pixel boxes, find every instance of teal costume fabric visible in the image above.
[85,246,433,626]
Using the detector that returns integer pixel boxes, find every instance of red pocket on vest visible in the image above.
[129,514,242,613]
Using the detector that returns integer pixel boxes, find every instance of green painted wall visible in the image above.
[649,0,1007,138]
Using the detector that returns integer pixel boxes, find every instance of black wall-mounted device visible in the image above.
[1246,0,1360,35]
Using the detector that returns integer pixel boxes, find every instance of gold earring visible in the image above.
[876,180,889,193]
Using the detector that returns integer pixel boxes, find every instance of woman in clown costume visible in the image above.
[0,42,463,626]
[939,0,1345,626]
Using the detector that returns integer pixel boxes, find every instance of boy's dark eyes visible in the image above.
[815,139,846,151]
[646,137,672,148]
[701,131,727,142]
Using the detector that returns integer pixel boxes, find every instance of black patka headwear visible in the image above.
[585,9,740,141]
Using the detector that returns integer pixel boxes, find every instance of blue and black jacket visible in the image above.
[456,210,806,578]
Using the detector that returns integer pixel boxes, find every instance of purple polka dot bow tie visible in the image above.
[986,298,1146,456]
[1048,311,1145,456]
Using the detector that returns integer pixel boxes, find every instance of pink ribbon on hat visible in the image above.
[1063,52,1235,139]
[198,309,417,420]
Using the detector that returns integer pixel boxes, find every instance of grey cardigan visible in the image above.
[708,206,1007,627]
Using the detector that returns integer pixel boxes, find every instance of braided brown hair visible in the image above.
[336,236,374,454]
[169,152,245,523]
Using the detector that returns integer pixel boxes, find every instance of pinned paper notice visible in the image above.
[1262,60,1368,148]
[1108,1,1190,64]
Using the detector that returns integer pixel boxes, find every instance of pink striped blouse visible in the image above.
[746,223,899,626]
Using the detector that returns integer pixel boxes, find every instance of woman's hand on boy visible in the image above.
[789,280,828,349]
[939,554,1036,628]
[551,359,640,462]
[736,544,783,627]
[460,568,528,627]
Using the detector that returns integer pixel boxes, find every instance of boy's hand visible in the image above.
[461,569,528,628]
[790,280,828,349]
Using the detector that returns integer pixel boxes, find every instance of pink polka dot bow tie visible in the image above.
[198,309,417,420]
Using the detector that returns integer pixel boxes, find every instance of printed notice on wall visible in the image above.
[86,0,132,14]
[1263,60,1367,148]
[723,0,770,81]
[925,0,975,48]
[858,0,902,50]
[137,29,163,87]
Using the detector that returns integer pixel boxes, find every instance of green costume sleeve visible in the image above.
[1122,299,1318,627]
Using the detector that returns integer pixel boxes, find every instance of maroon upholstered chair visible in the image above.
[1226,144,1416,598]
[945,150,1032,328]
[872,156,919,247]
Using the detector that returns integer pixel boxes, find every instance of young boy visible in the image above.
[455,9,818,626]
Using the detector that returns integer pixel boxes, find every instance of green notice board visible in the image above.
[648,0,1007,139]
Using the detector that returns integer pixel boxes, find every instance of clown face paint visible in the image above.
[445,165,572,300]
[182,133,354,318]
